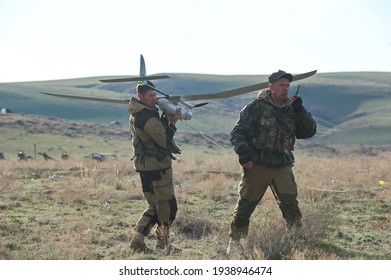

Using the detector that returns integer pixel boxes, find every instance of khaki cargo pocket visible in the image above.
[151,168,174,200]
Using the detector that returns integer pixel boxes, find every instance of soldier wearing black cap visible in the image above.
[128,80,181,254]
[268,69,293,83]
[227,70,317,254]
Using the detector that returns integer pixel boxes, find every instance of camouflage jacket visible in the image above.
[230,90,317,166]
[128,97,178,171]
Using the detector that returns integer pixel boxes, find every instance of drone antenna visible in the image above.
[294,84,301,95]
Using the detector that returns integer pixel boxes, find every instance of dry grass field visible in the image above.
[1,148,390,260]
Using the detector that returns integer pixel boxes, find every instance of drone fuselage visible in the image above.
[158,98,193,120]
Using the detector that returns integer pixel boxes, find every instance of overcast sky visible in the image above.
[1,0,390,82]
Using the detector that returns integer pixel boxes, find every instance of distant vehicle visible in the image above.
[110,121,122,126]
[1,108,12,114]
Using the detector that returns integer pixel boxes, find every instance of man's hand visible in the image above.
[241,160,254,170]
[291,95,303,113]
[238,152,254,170]
[167,108,181,126]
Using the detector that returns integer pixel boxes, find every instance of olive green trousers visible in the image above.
[229,164,302,239]
[134,167,177,236]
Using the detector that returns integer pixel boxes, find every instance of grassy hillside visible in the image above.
[1,138,390,260]
[2,73,390,261]
[0,113,233,160]
[1,72,391,144]
[1,114,390,260]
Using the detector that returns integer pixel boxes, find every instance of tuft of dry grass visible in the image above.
[1,149,390,259]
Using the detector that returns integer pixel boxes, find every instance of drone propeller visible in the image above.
[192,102,208,108]
[147,84,172,99]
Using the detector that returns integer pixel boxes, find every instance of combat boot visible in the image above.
[226,237,237,256]
[226,237,250,258]
[129,232,152,254]
[227,222,249,256]
[156,226,181,254]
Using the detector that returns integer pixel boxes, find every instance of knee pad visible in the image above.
[168,196,178,224]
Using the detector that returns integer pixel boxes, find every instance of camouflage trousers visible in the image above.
[134,167,178,236]
[229,164,302,239]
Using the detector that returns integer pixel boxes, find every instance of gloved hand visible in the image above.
[292,97,303,113]
[237,147,253,165]
[239,153,253,165]
[160,113,169,126]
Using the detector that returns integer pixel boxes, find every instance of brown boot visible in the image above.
[228,222,248,240]
[227,222,248,256]
[156,226,181,254]
[156,237,168,250]
[130,232,152,254]
[226,237,237,256]
[167,243,182,254]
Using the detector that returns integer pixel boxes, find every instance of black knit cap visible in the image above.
[268,70,293,83]
[136,81,155,94]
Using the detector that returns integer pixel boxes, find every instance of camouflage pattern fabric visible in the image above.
[128,97,177,171]
[229,89,316,238]
[230,90,316,167]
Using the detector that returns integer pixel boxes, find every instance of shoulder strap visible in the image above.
[134,108,159,130]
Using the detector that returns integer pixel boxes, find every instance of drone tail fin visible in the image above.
[99,54,170,83]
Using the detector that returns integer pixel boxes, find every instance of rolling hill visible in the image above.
[1,72,391,146]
